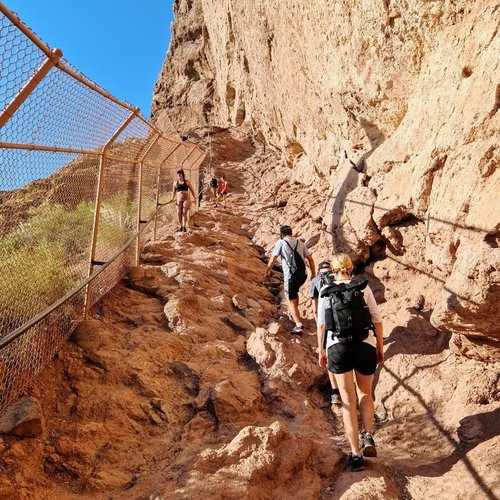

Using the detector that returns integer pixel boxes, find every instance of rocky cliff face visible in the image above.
[153,0,500,349]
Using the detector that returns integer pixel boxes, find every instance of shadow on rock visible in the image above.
[384,313,451,358]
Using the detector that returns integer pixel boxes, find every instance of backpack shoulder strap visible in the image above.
[345,279,368,291]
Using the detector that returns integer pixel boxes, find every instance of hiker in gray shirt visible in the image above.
[264,225,316,333]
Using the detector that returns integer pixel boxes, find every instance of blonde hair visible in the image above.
[331,253,353,275]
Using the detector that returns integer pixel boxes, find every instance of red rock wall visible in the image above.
[152,0,500,343]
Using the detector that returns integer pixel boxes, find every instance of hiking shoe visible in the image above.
[330,391,342,406]
[291,324,304,334]
[361,431,377,457]
[348,452,364,472]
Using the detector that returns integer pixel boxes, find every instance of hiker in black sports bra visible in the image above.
[170,169,196,232]
[209,174,219,206]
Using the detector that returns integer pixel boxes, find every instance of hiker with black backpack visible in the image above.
[316,253,384,472]
[310,260,342,406]
[264,225,316,334]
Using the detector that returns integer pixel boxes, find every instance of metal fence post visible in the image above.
[136,132,160,265]
[83,108,139,317]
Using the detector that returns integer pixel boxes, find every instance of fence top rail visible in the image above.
[0,3,137,112]
[0,1,203,156]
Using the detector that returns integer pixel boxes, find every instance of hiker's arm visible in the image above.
[316,297,327,368]
[170,182,176,202]
[374,322,384,365]
[306,255,316,277]
[317,323,327,368]
[364,286,384,365]
[313,297,318,319]
[264,255,277,279]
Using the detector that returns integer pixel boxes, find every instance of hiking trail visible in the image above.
[0,130,498,500]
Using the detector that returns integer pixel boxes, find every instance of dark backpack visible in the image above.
[210,178,218,188]
[283,239,307,283]
[320,279,373,344]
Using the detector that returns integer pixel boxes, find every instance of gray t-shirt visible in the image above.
[310,274,323,299]
[272,237,311,281]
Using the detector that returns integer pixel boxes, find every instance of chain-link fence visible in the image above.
[0,3,205,413]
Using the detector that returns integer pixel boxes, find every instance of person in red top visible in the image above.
[219,175,228,208]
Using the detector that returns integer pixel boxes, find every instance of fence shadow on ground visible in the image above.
[380,364,497,499]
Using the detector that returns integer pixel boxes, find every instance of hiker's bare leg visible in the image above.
[328,370,338,390]
[183,204,189,229]
[176,201,183,226]
[335,370,360,455]
[288,298,302,325]
[355,371,375,433]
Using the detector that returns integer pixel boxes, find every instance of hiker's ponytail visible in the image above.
[331,253,353,276]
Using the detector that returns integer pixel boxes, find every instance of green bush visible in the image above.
[0,241,75,325]
[0,191,140,330]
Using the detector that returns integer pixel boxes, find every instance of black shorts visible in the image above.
[285,273,307,300]
[220,191,227,197]
[327,341,377,375]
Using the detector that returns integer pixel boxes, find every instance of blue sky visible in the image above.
[6,0,174,118]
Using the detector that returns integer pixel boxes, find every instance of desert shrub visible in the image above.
[0,190,140,330]
[0,241,75,326]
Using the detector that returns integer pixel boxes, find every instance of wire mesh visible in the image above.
[0,12,46,113]
[0,6,204,414]
[0,150,99,335]
[0,64,132,149]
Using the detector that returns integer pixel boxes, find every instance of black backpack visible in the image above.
[283,239,307,283]
[320,278,373,344]
[210,178,218,188]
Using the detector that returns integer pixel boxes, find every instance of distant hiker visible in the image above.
[310,260,342,406]
[316,253,384,472]
[171,169,196,232]
[219,175,228,208]
[209,174,219,206]
[264,225,316,334]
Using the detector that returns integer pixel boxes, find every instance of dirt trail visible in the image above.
[1,129,498,500]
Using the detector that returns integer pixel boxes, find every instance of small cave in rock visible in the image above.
[235,101,246,126]
[182,26,203,43]
[285,138,305,158]
[379,208,420,229]
[484,225,500,248]
[393,213,421,228]
[226,83,236,108]
[184,60,200,81]
[462,66,473,78]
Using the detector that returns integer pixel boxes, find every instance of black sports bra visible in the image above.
[176,181,189,192]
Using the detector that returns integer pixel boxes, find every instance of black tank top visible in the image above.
[176,181,189,192]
